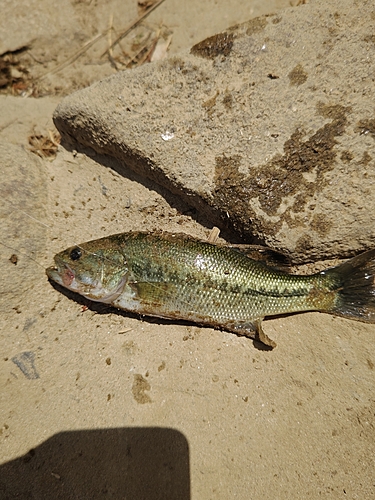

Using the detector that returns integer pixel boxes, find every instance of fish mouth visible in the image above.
[46,263,75,288]
[46,262,127,302]
[46,265,62,284]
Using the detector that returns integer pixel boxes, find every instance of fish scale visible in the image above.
[46,232,375,348]
[117,233,323,317]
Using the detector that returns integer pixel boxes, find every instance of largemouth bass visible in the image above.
[46,232,375,348]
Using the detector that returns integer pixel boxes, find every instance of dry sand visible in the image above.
[1,1,374,498]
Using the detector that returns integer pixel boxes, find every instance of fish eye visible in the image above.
[70,247,82,261]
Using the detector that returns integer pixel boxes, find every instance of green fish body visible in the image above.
[46,232,375,348]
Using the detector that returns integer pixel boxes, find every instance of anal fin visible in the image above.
[226,318,277,349]
[253,318,277,349]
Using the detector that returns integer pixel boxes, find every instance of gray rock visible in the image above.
[54,0,375,261]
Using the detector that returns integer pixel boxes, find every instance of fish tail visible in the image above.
[325,249,375,323]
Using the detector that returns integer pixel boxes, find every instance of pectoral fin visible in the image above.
[130,281,178,308]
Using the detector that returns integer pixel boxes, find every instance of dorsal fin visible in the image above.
[227,244,292,271]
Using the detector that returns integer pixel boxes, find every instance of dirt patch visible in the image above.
[213,103,350,241]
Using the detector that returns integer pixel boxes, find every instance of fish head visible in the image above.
[46,239,128,303]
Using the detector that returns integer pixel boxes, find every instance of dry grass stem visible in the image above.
[28,130,61,159]
[102,0,166,56]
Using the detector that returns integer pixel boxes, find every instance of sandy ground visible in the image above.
[1,1,375,499]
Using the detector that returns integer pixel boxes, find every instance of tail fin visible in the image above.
[326,249,375,323]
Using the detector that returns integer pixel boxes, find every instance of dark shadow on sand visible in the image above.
[0,427,190,500]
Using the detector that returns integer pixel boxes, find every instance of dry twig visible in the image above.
[36,33,107,81]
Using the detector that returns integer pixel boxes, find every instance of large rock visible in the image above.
[54,0,375,261]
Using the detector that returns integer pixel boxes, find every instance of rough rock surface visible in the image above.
[54,0,375,261]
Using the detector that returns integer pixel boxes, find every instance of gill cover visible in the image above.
[46,240,129,302]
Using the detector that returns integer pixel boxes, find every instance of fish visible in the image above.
[46,231,375,348]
